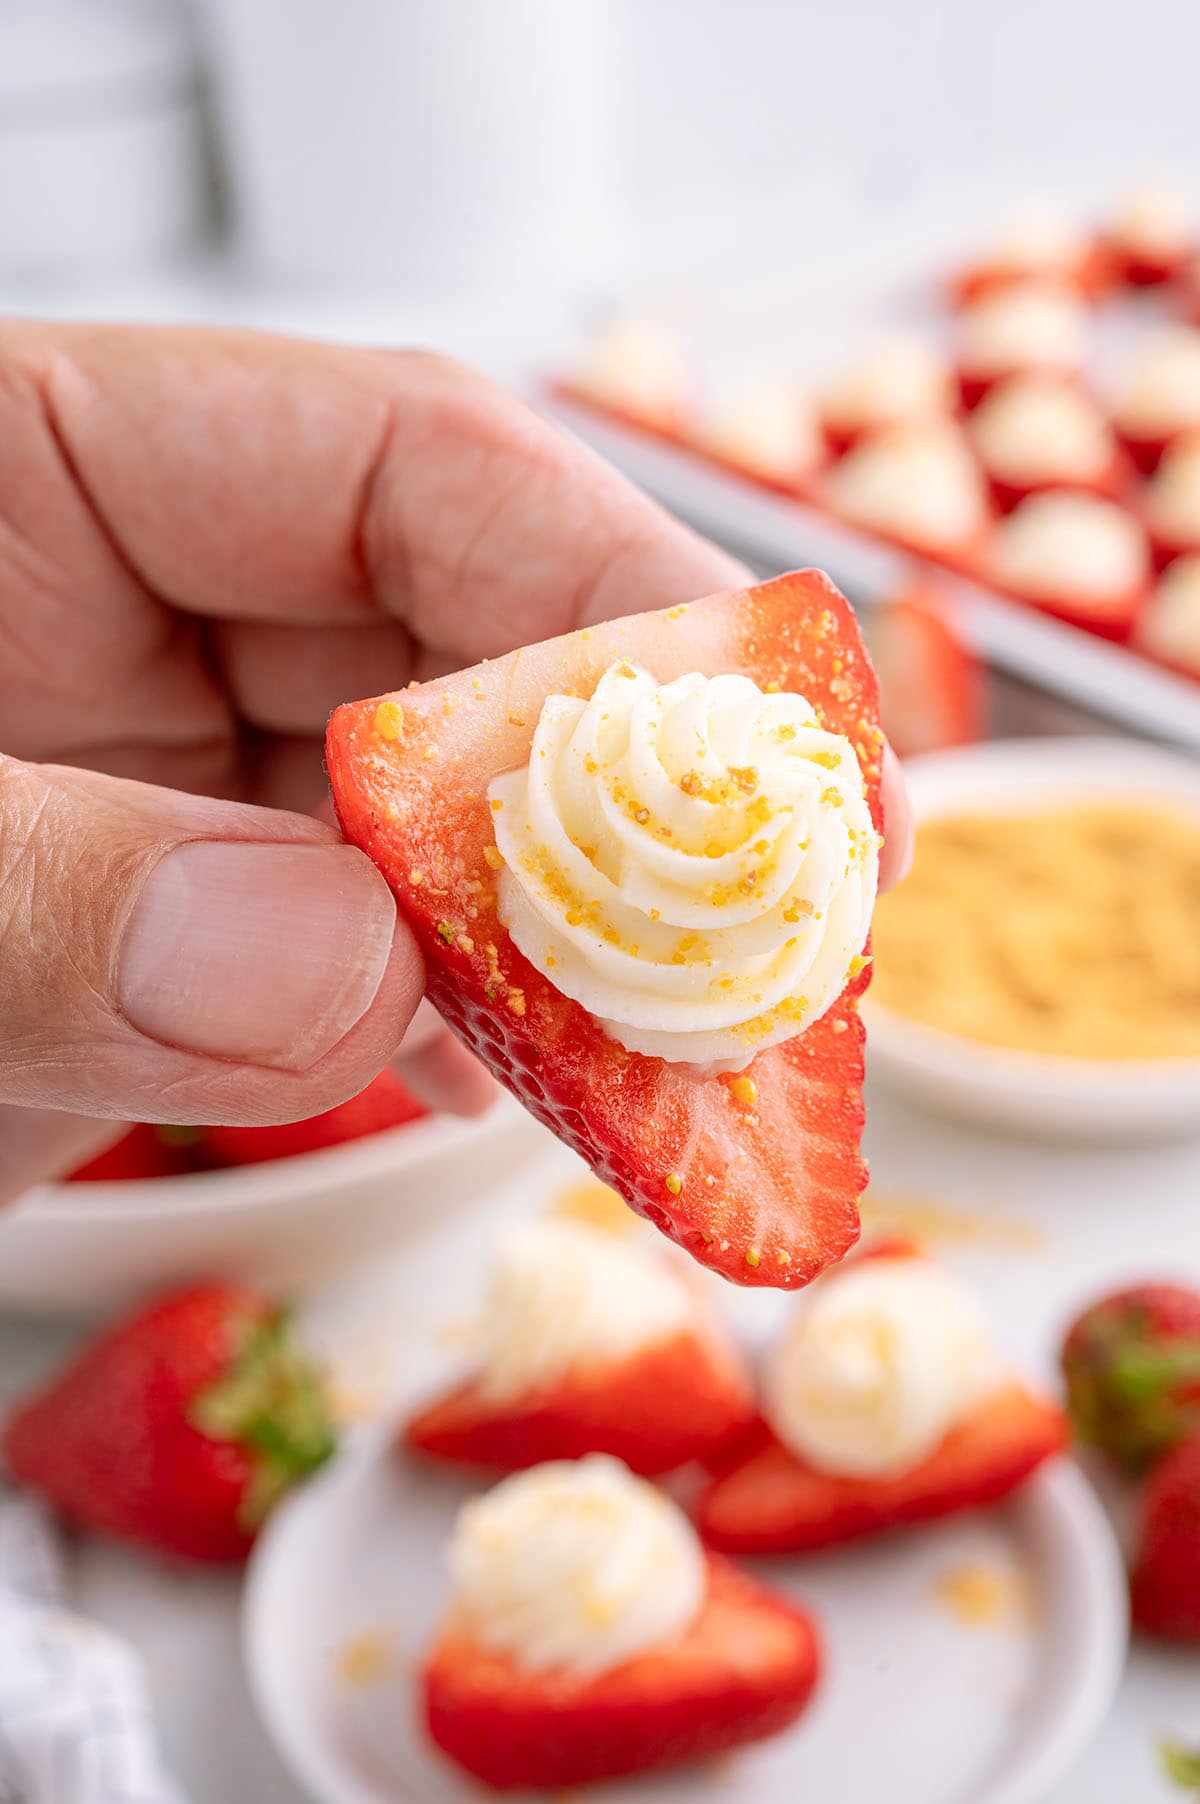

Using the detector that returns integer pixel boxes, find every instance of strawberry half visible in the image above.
[406,1327,756,1477]
[202,1069,426,1167]
[3,1284,337,1563]
[869,583,984,760]
[327,571,884,1289]
[423,1552,820,1790]
[66,1123,203,1183]
[1061,1282,1200,1476]
[697,1381,1068,1555]
[1131,1435,1200,1640]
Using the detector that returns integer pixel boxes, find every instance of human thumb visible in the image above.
[0,756,422,1149]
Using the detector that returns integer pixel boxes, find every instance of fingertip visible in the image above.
[878,742,914,891]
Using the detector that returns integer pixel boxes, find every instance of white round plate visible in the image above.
[246,1423,1126,1804]
[862,737,1200,1142]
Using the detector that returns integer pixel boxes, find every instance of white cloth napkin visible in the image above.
[0,1484,187,1804]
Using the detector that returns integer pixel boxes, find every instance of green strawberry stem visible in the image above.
[190,1310,337,1530]
[1162,1742,1200,1791]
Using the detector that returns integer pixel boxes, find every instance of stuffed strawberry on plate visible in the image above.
[698,1247,1067,1554]
[1111,329,1200,475]
[986,490,1151,638]
[956,281,1089,411]
[968,374,1126,513]
[1103,183,1195,290]
[947,208,1103,308]
[422,1454,821,1790]
[819,338,956,456]
[327,572,884,1290]
[821,420,992,568]
[406,1214,755,1475]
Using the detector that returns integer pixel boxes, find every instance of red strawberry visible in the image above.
[1061,1283,1200,1476]
[406,1328,756,1478]
[1131,1436,1200,1639]
[66,1124,202,1183]
[698,1381,1067,1554]
[202,1069,426,1167]
[326,571,884,1289]
[869,584,984,760]
[423,1552,820,1790]
[3,1284,336,1563]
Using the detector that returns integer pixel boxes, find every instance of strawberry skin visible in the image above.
[406,1328,756,1477]
[327,572,883,1289]
[3,1284,336,1564]
[870,585,983,760]
[1061,1283,1200,1476]
[423,1553,820,1790]
[1131,1436,1200,1639]
[698,1381,1068,1554]
[66,1123,202,1183]
[202,1069,426,1167]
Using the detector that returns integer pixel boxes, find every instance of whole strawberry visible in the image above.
[1060,1283,1200,1475]
[3,1284,336,1563]
[1131,1436,1200,1639]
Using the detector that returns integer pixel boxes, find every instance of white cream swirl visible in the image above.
[448,1456,706,1674]
[488,663,878,1071]
[764,1257,999,1478]
[473,1218,695,1403]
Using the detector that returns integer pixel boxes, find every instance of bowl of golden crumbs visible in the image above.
[863,736,1200,1140]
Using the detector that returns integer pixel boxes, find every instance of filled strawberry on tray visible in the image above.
[555,187,1200,693]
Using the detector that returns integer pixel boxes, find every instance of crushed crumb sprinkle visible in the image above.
[373,700,404,741]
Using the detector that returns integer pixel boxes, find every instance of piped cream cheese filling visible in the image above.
[472,1217,695,1403]
[764,1257,999,1477]
[447,1456,706,1674]
[488,662,878,1072]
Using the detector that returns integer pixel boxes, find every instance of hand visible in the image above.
[0,323,911,1202]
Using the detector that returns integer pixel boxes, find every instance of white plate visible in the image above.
[862,737,1200,1141]
[246,1437,1126,1804]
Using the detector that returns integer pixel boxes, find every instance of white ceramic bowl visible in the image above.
[0,1097,545,1318]
[863,737,1200,1141]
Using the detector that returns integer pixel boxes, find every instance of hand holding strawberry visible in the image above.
[3,1284,336,1563]
[1061,1283,1200,1475]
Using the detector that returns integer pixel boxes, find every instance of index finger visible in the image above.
[16,323,748,657]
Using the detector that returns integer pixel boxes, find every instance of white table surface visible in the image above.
[2,1078,1199,1804]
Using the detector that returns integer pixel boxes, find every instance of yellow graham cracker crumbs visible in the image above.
[337,1629,397,1687]
[373,700,404,741]
[506,988,526,1016]
[933,1564,1039,1629]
